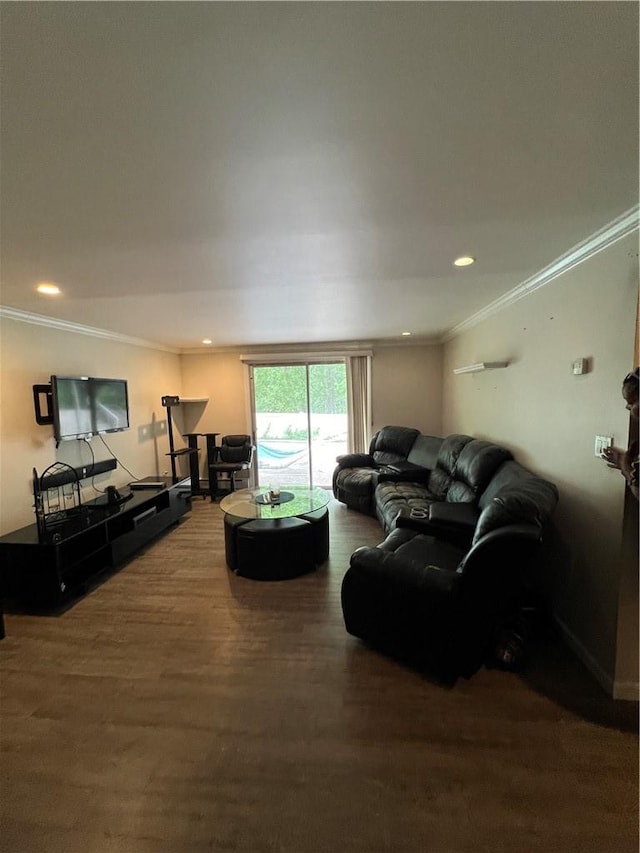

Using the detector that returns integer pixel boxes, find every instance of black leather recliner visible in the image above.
[374,436,513,532]
[341,474,559,681]
[332,426,422,514]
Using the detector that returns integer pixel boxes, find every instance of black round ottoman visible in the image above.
[299,506,330,565]
[234,517,316,580]
[223,513,248,573]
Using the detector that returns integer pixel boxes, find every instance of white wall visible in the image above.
[180,343,442,431]
[372,344,442,436]
[179,351,251,438]
[179,342,443,477]
[0,317,182,534]
[442,234,639,698]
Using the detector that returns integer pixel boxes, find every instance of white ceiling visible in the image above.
[1,2,638,351]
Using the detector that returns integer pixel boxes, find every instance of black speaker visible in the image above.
[106,486,121,505]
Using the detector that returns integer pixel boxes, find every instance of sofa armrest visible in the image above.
[429,501,480,528]
[349,545,462,601]
[466,522,542,559]
[396,502,479,547]
[395,512,436,534]
[460,523,543,599]
[335,453,376,470]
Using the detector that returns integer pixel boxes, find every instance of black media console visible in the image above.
[0,477,191,610]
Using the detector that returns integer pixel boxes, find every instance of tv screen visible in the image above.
[92,378,129,434]
[51,376,130,441]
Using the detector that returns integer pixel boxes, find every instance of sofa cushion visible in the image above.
[375,480,439,530]
[478,460,534,509]
[446,440,514,503]
[370,426,420,465]
[473,478,559,544]
[427,434,474,499]
[406,434,443,470]
[351,531,464,586]
[382,533,465,576]
[372,530,464,576]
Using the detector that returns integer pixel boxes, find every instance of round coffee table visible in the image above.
[220,486,331,580]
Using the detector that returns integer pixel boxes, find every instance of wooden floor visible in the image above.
[1,499,638,853]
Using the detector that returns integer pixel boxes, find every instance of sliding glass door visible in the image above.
[249,362,348,489]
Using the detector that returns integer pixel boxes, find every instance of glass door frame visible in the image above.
[245,358,347,490]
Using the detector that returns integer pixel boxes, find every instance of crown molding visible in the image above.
[442,205,640,341]
[3,207,637,352]
[239,350,374,364]
[0,306,441,356]
[180,340,375,356]
[179,336,441,356]
[0,306,178,353]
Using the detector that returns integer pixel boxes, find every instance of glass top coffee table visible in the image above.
[219,485,330,520]
[220,486,331,579]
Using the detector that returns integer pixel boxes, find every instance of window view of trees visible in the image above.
[253,364,347,414]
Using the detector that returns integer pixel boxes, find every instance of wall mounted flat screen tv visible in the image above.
[51,376,130,441]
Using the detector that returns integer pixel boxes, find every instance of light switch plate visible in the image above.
[595,435,613,457]
[573,358,587,375]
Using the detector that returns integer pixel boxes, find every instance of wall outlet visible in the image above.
[595,435,613,457]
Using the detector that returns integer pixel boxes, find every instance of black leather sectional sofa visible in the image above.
[333,426,559,681]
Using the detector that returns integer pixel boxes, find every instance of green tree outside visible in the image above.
[254,364,347,414]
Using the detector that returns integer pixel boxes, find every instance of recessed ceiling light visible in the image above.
[202,338,212,345]
[401,331,412,336]
[453,256,475,267]
[36,282,61,295]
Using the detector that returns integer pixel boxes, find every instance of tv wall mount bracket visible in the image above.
[33,384,53,426]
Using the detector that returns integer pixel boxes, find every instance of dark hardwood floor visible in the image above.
[1,499,638,853]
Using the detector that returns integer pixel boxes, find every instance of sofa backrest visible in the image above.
[446,440,513,503]
[369,426,420,465]
[472,475,559,546]
[406,434,443,470]
[477,460,534,509]
[427,434,474,499]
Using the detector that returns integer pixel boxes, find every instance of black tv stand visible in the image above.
[0,477,191,610]
[91,491,134,509]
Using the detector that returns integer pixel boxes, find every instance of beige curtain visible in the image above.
[346,355,372,454]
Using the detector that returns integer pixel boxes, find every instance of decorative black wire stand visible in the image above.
[33,462,83,540]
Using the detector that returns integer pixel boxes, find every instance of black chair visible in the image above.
[209,435,254,501]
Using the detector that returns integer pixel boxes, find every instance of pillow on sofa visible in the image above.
[473,479,559,544]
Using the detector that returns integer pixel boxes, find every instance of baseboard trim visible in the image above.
[553,615,614,696]
[612,681,640,702]
[553,615,640,701]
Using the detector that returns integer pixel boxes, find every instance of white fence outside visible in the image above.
[255,413,348,488]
